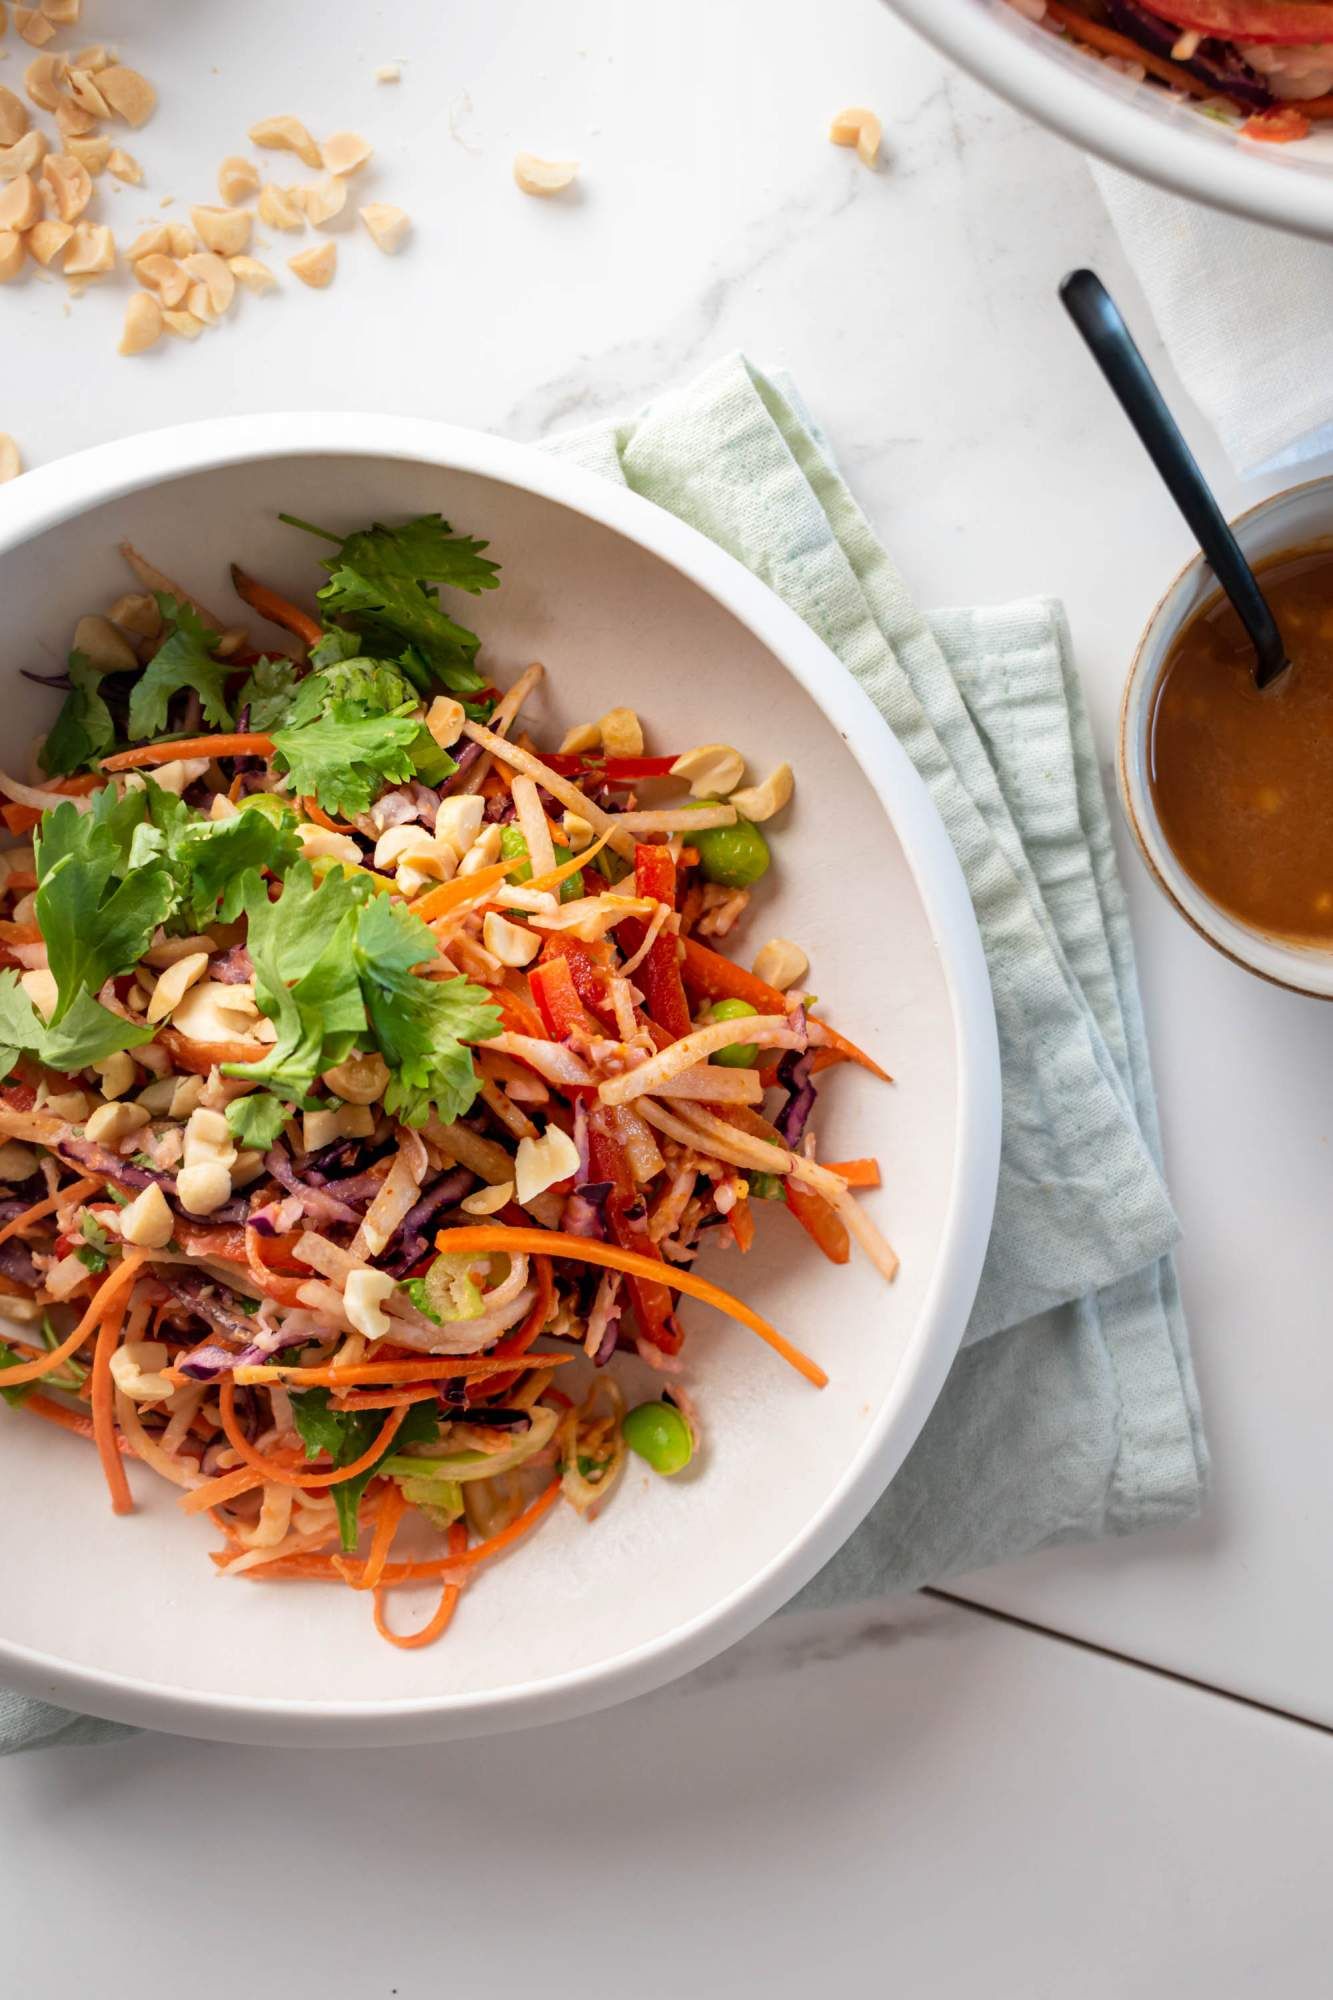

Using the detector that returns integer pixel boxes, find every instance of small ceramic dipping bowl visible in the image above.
[1120,476,1333,1002]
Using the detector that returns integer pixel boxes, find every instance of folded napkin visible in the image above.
[1,354,1207,1753]
[1093,160,1333,474]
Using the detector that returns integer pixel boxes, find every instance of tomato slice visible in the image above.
[1137,0,1333,45]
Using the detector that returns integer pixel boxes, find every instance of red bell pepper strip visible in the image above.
[537,934,620,1031]
[1133,0,1333,45]
[616,845,692,1041]
[492,985,547,1040]
[782,1180,851,1265]
[528,954,601,1042]
[679,936,891,1082]
[587,1109,682,1354]
[537,753,681,782]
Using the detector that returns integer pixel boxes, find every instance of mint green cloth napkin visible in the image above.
[0,354,1206,1752]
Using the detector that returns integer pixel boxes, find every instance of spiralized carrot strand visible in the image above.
[179,1463,268,1516]
[100,734,276,773]
[525,829,613,894]
[355,1482,407,1592]
[91,1294,133,1515]
[0,1251,148,1389]
[300,797,357,835]
[0,1174,100,1249]
[329,1385,447,1412]
[413,859,514,924]
[235,1352,577,1387]
[373,1578,461,1649]
[434,1225,827,1389]
[233,1481,561,1585]
[230,563,321,648]
[218,1378,407,1488]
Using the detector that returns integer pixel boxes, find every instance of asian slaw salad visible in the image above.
[0,512,896,1650]
[1019,0,1333,140]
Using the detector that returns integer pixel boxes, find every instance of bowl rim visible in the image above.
[0,413,1001,1744]
[885,0,1333,245]
[1119,473,1333,1001]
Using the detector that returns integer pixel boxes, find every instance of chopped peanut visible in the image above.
[98,65,155,127]
[320,129,371,175]
[249,114,321,167]
[23,54,64,112]
[599,706,643,757]
[515,1123,580,1203]
[226,253,276,294]
[15,9,56,49]
[134,253,188,307]
[107,592,160,639]
[460,1181,513,1217]
[344,1268,394,1342]
[257,180,302,231]
[107,146,142,184]
[62,219,114,276]
[65,66,111,118]
[162,307,203,340]
[0,87,28,149]
[0,169,39,229]
[190,203,251,255]
[93,1051,137,1101]
[182,248,234,314]
[71,45,112,73]
[512,151,578,196]
[176,1160,231,1216]
[752,938,808,992]
[65,133,110,175]
[425,695,465,748]
[558,722,600,755]
[484,911,540,968]
[217,154,260,205]
[84,1099,150,1146]
[116,1183,173,1251]
[726,762,793,822]
[0,434,21,482]
[287,239,335,288]
[829,105,882,168]
[119,289,163,355]
[128,222,172,259]
[40,150,92,221]
[109,1340,174,1401]
[0,129,46,176]
[358,200,409,253]
[165,221,195,258]
[0,228,25,280]
[40,0,82,24]
[297,176,346,225]
[670,744,745,797]
[375,63,402,84]
[322,1052,390,1106]
[146,949,209,1022]
[54,95,97,140]
[72,613,137,669]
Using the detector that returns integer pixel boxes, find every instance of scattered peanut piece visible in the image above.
[72,613,136,669]
[185,280,216,325]
[0,128,45,175]
[257,180,302,230]
[248,113,320,167]
[320,129,371,175]
[829,105,882,168]
[127,221,171,259]
[107,592,159,639]
[182,247,234,313]
[751,938,808,992]
[0,433,21,482]
[0,228,22,280]
[217,154,259,204]
[61,217,113,275]
[297,176,345,225]
[512,151,578,196]
[227,252,276,294]
[107,145,141,184]
[0,84,29,146]
[71,43,109,72]
[165,220,195,258]
[40,0,82,23]
[118,288,162,354]
[0,167,38,228]
[727,761,794,822]
[65,65,110,118]
[133,255,186,305]
[40,149,91,221]
[55,95,98,139]
[358,200,408,253]
[25,214,69,264]
[287,238,334,288]
[375,63,401,83]
[14,9,55,49]
[23,53,62,111]
[599,706,643,756]
[65,132,108,175]
[98,64,155,127]
[161,306,201,339]
[191,202,250,255]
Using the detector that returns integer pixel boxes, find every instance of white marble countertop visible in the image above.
[5,0,1333,1987]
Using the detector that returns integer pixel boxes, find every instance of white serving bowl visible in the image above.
[885,0,1333,242]
[1121,474,1333,998]
[0,415,999,1745]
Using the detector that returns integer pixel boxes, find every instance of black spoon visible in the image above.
[1060,268,1289,691]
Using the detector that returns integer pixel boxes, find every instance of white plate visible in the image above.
[885,0,1333,243]
[0,416,999,1745]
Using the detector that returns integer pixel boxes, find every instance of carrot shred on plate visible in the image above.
[433,1225,827,1388]
[236,1480,560,1586]
[218,1378,407,1488]
[229,564,322,648]
[90,1293,133,1516]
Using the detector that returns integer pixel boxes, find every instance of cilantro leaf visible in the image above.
[285,656,418,727]
[236,654,299,733]
[270,706,420,819]
[40,653,117,778]
[289,1387,438,1551]
[0,1344,33,1408]
[282,513,498,695]
[40,987,155,1070]
[34,793,176,1024]
[225,1091,293,1151]
[352,895,499,1127]
[168,810,302,928]
[76,1210,113,1274]
[0,974,41,1081]
[128,596,234,740]
[222,864,366,1096]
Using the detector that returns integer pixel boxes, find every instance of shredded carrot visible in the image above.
[0,921,42,944]
[824,1158,881,1189]
[355,1482,407,1592]
[229,564,322,648]
[235,1351,577,1388]
[245,1223,309,1305]
[434,1226,827,1389]
[235,1481,560,1585]
[158,1024,268,1073]
[373,1575,461,1648]
[0,1251,148,1389]
[0,1173,99,1249]
[728,1198,756,1253]
[474,1254,554,1397]
[218,1377,407,1488]
[329,1385,445,1413]
[414,859,514,924]
[300,797,357,835]
[100,734,276,773]
[526,829,613,894]
[178,1462,268,1515]
[90,1293,133,1515]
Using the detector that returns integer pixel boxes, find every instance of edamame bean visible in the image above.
[687,802,771,889]
[622,1399,693,1476]
[709,996,759,1068]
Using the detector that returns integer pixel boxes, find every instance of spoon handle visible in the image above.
[1060,269,1287,690]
